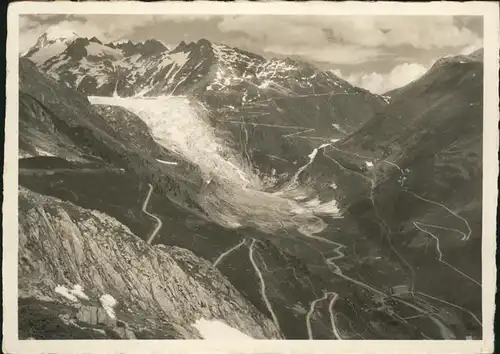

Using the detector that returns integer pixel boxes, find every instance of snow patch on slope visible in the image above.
[170,52,189,66]
[55,285,79,302]
[99,294,118,319]
[192,318,254,340]
[29,43,68,65]
[86,42,123,59]
[54,284,91,302]
[311,199,341,216]
[35,148,56,157]
[285,143,330,189]
[71,284,90,301]
[156,158,178,165]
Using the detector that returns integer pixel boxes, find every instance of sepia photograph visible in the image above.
[3,1,498,354]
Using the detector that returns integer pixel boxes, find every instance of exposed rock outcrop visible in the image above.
[76,305,117,327]
[18,186,282,339]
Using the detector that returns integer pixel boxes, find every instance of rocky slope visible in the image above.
[18,57,287,339]
[19,186,282,340]
[18,30,484,340]
[310,50,484,333]
[19,57,207,218]
[18,55,341,340]
[26,31,384,127]
[24,30,387,178]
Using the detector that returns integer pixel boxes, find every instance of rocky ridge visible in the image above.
[19,186,282,340]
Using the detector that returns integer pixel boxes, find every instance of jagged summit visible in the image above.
[39,25,80,45]
[171,40,188,52]
[107,39,168,57]
[169,38,213,54]
[107,38,131,46]
[24,32,385,129]
[196,38,212,46]
[89,36,102,45]
[23,26,81,58]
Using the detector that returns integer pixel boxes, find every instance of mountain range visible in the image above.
[18,27,483,340]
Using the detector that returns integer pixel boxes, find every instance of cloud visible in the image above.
[215,15,482,67]
[20,20,100,53]
[19,14,159,52]
[217,16,386,65]
[218,15,482,48]
[335,62,429,94]
[18,14,482,71]
[24,14,86,26]
[459,38,484,55]
[453,16,483,36]
[262,44,384,65]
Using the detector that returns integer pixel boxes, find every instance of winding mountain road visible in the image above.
[328,145,472,241]
[213,239,246,267]
[416,291,482,327]
[328,293,343,340]
[405,189,472,241]
[262,138,472,338]
[286,170,456,338]
[142,183,163,245]
[413,222,481,286]
[248,239,282,334]
[323,150,417,291]
[306,292,330,339]
[305,291,343,340]
[326,144,477,287]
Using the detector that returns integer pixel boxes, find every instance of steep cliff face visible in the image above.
[18,186,282,340]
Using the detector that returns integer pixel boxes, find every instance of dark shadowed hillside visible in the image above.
[314,51,484,335]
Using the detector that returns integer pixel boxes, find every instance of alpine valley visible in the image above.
[18,27,483,340]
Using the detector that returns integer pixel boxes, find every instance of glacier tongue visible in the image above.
[89,96,341,237]
[89,95,260,188]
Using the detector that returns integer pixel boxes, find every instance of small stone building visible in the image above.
[390,285,410,296]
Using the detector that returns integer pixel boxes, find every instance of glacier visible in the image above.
[89,95,342,239]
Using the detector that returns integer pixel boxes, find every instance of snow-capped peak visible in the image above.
[35,25,80,48]
[110,39,130,46]
[45,25,80,42]
[24,25,81,59]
